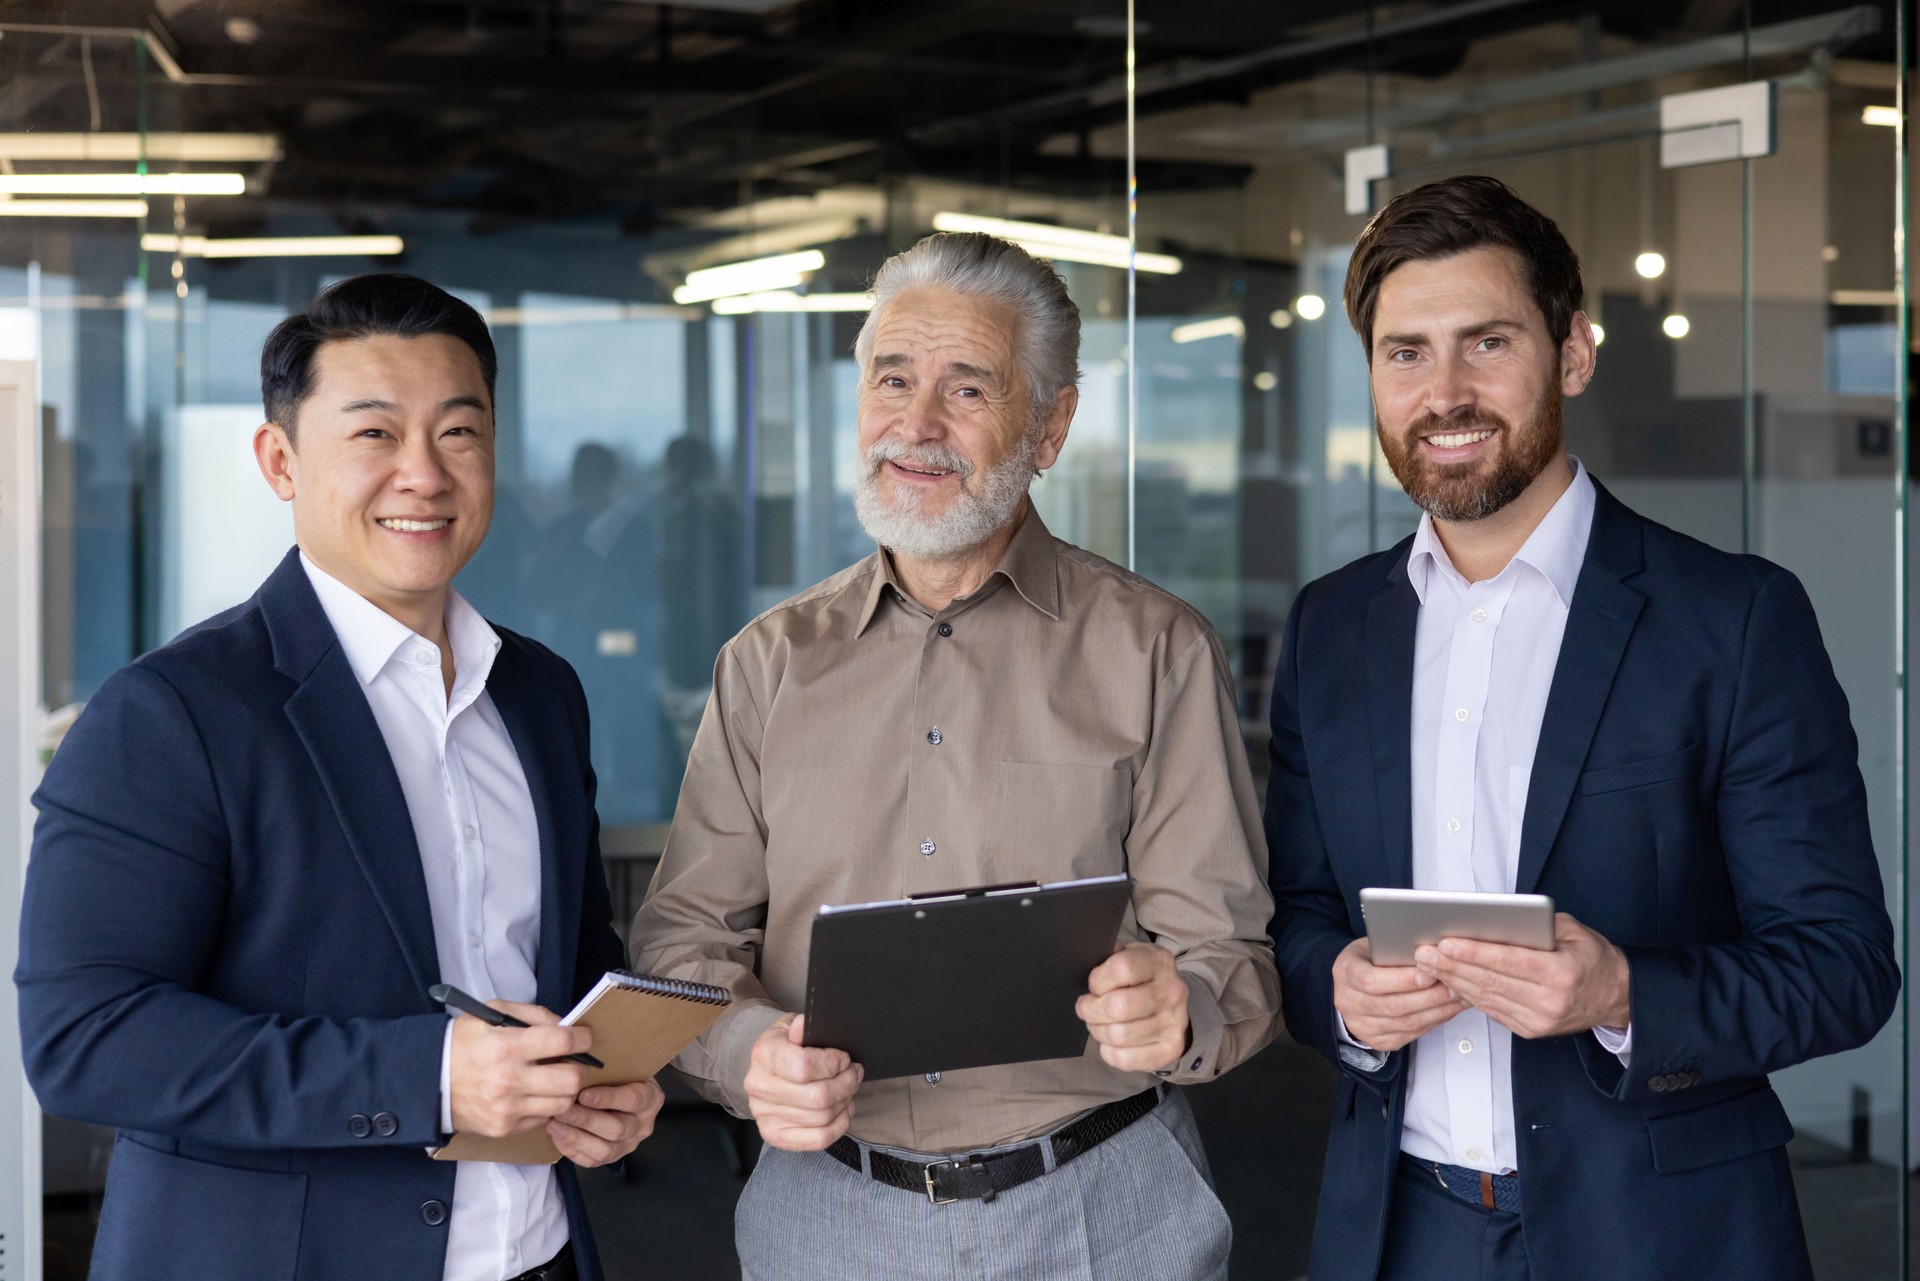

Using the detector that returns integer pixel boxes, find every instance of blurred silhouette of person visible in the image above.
[646,436,746,800]
[531,442,660,825]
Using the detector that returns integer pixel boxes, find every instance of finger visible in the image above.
[514,1061,590,1102]
[1098,1039,1182,1073]
[1078,983,1175,1027]
[1088,1016,1181,1049]
[1353,981,1468,1020]
[1087,944,1166,996]
[750,1062,862,1112]
[547,1119,622,1167]
[579,1082,655,1115]
[787,1013,808,1045]
[1348,961,1438,995]
[765,1038,853,1085]
[512,1024,594,1062]
[1432,938,1553,982]
[553,1103,633,1143]
[490,1000,563,1027]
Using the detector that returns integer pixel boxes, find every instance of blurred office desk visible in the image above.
[599,823,761,1178]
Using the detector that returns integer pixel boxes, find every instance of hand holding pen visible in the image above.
[435,985,605,1139]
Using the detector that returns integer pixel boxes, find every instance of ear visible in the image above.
[1560,312,1598,399]
[253,422,298,501]
[1032,385,1078,473]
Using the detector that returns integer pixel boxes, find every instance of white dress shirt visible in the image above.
[1336,461,1629,1175]
[302,554,568,1281]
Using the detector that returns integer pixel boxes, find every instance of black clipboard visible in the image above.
[801,873,1132,1080]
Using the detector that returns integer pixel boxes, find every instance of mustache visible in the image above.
[1406,407,1512,440]
[863,437,975,479]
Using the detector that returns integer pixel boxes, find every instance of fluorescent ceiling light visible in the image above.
[0,133,280,162]
[0,199,149,218]
[673,250,826,304]
[1831,289,1898,307]
[1170,316,1245,344]
[0,173,245,196]
[710,291,873,315]
[931,212,1183,274]
[142,233,404,258]
[1862,105,1899,128]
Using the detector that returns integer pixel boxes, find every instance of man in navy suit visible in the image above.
[1267,177,1898,1281]
[16,274,663,1281]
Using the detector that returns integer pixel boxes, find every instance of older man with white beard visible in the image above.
[631,231,1280,1280]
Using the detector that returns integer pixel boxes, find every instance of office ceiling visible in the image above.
[0,0,1897,238]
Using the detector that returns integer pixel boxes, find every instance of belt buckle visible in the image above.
[922,1156,977,1205]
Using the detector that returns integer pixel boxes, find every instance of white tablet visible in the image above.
[1359,888,1556,966]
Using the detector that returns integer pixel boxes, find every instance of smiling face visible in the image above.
[853,285,1073,560]
[253,333,493,632]
[1369,246,1591,524]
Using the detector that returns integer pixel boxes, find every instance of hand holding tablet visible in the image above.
[1359,888,1557,966]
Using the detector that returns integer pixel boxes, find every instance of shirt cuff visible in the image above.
[707,1002,787,1119]
[1592,1022,1633,1067]
[1155,972,1223,1082]
[439,1018,456,1136]
[1334,1009,1390,1073]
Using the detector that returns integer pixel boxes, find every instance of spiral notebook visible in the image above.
[431,970,731,1165]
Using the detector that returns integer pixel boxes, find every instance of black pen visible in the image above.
[429,983,605,1069]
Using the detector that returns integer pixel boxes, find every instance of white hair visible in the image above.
[854,231,1082,427]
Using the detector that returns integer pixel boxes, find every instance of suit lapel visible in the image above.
[487,638,582,1013]
[1514,485,1648,895]
[260,551,442,1001]
[1366,546,1420,890]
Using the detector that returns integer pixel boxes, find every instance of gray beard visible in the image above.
[854,432,1038,560]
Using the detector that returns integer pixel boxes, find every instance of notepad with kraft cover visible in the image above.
[431,970,730,1165]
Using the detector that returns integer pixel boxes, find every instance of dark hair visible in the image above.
[260,273,497,437]
[1343,176,1583,353]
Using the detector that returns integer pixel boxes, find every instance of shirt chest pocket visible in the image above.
[984,761,1133,882]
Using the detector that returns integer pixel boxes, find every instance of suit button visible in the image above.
[420,1200,447,1227]
[347,1113,372,1138]
[1648,1076,1668,1094]
[373,1111,399,1137]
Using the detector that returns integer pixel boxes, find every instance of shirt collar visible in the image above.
[298,550,502,694]
[1406,458,1596,607]
[855,504,1063,635]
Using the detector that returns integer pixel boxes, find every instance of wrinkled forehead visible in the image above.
[864,287,1022,381]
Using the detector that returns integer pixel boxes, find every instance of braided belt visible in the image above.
[826,1086,1163,1205]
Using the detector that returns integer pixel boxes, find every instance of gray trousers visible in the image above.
[734,1088,1231,1281]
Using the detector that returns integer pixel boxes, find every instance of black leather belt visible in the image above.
[826,1087,1162,1205]
[505,1241,576,1281]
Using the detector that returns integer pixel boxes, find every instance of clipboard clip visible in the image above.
[908,881,1039,901]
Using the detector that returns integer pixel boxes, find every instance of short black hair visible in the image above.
[1344,176,1584,353]
[260,273,497,438]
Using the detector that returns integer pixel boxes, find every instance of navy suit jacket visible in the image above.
[1267,480,1898,1281]
[16,549,627,1281]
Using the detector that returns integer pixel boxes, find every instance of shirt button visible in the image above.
[919,840,937,856]
[1465,1147,1484,1164]
[936,622,953,637]
[1471,608,1488,623]
[1447,818,1462,833]
[415,651,435,666]
[468,931,483,948]
[463,824,477,841]
[927,728,942,745]
[1459,1039,1474,1054]
[924,1072,942,1085]
[1454,708,1470,723]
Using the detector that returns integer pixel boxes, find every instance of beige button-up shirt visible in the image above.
[632,508,1280,1152]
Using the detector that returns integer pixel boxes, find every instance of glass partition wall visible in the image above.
[1125,1,1911,1275]
[0,2,1910,1278]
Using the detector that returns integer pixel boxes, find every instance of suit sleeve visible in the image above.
[1266,587,1404,1087]
[15,664,449,1149]
[1588,568,1899,1097]
[628,645,783,1117]
[559,661,628,996]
